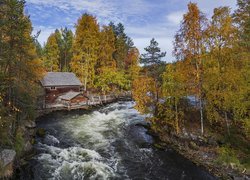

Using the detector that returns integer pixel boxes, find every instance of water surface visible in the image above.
[20,101,216,180]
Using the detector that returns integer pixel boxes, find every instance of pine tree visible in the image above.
[112,23,128,70]
[140,38,166,115]
[60,27,73,72]
[140,38,166,66]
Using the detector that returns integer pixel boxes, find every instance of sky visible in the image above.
[25,0,237,62]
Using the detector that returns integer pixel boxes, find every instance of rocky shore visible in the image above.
[149,127,250,180]
[0,98,130,179]
[0,119,36,179]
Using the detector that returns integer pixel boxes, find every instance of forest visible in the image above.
[0,0,249,178]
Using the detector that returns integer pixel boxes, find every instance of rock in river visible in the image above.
[0,149,16,178]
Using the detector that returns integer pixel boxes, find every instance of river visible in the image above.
[19,101,216,180]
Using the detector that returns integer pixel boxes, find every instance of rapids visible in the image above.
[19,101,216,180]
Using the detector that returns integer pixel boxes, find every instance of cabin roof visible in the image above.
[58,91,83,101]
[41,72,82,87]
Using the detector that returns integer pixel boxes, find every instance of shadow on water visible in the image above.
[18,101,216,180]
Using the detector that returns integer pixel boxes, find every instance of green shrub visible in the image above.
[215,146,241,169]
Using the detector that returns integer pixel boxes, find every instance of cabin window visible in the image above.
[50,86,56,90]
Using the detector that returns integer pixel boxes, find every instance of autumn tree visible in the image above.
[43,32,60,71]
[71,14,99,91]
[203,7,244,135]
[161,63,187,134]
[96,25,116,73]
[94,25,120,93]
[125,47,140,82]
[0,0,44,144]
[234,0,250,51]
[233,0,250,137]
[174,2,207,135]
[132,76,156,114]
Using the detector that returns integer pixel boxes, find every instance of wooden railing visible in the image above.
[39,91,132,112]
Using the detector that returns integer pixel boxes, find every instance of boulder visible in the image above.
[24,120,36,129]
[0,149,16,178]
[24,141,33,153]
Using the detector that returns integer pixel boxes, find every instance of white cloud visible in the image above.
[166,11,185,25]
[27,0,238,62]
[26,0,150,24]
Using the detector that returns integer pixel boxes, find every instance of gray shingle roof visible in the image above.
[58,91,82,101]
[41,72,82,87]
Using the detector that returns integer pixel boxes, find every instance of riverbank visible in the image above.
[148,124,250,179]
[1,96,131,179]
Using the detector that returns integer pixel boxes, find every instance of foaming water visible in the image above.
[20,101,216,180]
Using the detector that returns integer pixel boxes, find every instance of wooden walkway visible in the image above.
[36,92,132,117]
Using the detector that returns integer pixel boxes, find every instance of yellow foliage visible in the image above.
[132,76,156,114]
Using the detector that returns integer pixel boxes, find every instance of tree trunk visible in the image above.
[64,52,67,71]
[175,98,179,134]
[225,111,230,136]
[84,76,87,92]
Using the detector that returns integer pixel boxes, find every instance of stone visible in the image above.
[190,133,198,141]
[24,120,36,128]
[24,141,33,153]
[0,149,16,178]
[0,149,16,167]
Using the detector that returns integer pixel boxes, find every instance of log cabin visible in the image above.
[40,72,83,105]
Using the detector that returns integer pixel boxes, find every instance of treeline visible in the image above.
[133,1,249,139]
[0,0,45,149]
[0,0,139,150]
[39,14,140,92]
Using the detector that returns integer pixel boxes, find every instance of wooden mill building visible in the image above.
[40,72,86,106]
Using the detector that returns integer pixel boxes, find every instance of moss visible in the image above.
[14,128,25,157]
[36,128,46,137]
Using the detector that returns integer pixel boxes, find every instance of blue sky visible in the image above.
[25,0,237,62]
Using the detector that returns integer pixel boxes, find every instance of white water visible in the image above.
[33,102,147,179]
[24,101,215,180]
